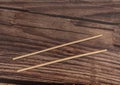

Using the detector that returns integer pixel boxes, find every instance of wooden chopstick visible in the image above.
[13,34,103,60]
[17,49,107,72]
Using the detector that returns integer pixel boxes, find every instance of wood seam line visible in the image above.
[13,34,103,60]
[17,49,107,72]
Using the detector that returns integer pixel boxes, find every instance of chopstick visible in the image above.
[17,49,107,72]
[13,34,103,60]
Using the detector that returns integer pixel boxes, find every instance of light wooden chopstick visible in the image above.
[17,49,107,72]
[13,34,103,60]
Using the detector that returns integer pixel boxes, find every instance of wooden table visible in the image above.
[0,0,120,85]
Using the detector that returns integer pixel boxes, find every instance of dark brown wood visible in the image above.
[0,0,120,85]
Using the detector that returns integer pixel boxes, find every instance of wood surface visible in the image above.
[0,0,120,85]
[0,83,16,85]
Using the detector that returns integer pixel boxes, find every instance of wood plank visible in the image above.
[0,0,120,85]
[0,9,116,49]
[0,0,119,23]
[0,83,17,85]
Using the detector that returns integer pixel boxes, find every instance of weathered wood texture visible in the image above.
[0,0,120,85]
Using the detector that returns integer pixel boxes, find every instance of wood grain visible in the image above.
[0,83,17,85]
[0,0,120,85]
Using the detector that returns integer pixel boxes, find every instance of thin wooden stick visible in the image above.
[17,49,107,72]
[13,34,103,60]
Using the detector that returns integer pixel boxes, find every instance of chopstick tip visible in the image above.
[12,58,17,60]
[104,49,107,51]
[99,34,103,37]
[17,70,22,72]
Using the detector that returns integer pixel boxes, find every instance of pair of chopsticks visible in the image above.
[13,34,107,72]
